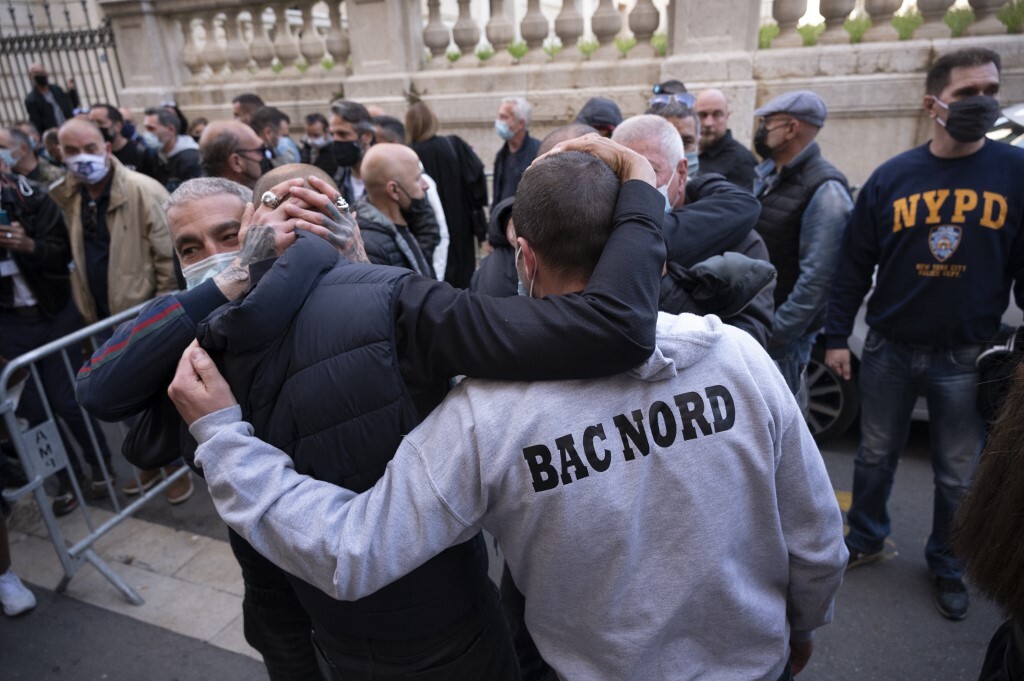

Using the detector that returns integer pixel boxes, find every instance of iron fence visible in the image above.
[0,0,124,127]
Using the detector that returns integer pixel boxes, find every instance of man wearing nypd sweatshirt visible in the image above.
[171,146,848,681]
[825,47,1024,622]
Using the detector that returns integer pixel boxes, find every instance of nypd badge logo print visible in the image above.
[929,225,962,262]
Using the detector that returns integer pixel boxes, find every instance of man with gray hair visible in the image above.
[612,114,775,347]
[0,126,64,185]
[492,96,540,208]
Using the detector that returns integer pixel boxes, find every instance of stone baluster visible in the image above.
[967,0,1008,35]
[201,11,228,77]
[486,0,516,65]
[819,0,855,42]
[423,0,451,66]
[299,0,326,69]
[628,0,660,57]
[772,0,807,47]
[916,0,955,39]
[590,0,621,59]
[223,8,252,73]
[272,2,300,72]
[554,0,584,61]
[324,1,350,70]
[452,0,481,62]
[180,16,207,80]
[248,5,277,71]
[519,0,550,63]
[863,0,901,41]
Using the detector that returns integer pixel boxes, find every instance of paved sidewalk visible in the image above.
[2,481,269,680]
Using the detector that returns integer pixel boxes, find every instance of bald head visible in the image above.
[253,163,338,199]
[361,144,427,221]
[58,118,107,157]
[200,119,266,187]
[539,123,598,155]
[695,89,731,151]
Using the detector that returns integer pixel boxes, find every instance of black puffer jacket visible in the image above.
[1,173,72,316]
[355,197,434,277]
[197,235,492,641]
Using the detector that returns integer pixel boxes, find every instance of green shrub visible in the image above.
[475,45,495,61]
[891,9,923,40]
[652,33,667,57]
[758,22,780,49]
[321,55,336,70]
[944,6,975,37]
[542,37,563,58]
[578,38,599,59]
[796,22,825,46]
[508,40,529,60]
[614,35,637,57]
[446,49,461,63]
[844,14,872,43]
[997,0,1024,33]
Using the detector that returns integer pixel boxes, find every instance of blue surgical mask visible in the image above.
[656,169,676,213]
[0,149,16,169]
[515,245,534,298]
[686,151,700,177]
[141,131,162,151]
[495,120,515,141]
[181,251,237,290]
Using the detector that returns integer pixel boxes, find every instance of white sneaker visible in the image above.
[0,568,37,616]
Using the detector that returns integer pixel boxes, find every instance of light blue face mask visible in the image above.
[656,168,677,214]
[0,149,17,169]
[515,246,534,298]
[495,119,515,141]
[181,251,237,290]
[686,151,700,177]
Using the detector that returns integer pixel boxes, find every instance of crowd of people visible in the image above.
[1,46,1022,680]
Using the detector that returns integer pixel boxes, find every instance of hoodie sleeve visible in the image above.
[665,174,760,268]
[395,179,666,385]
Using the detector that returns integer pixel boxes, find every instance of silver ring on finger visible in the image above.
[4,232,11,239]
[261,191,281,209]
[334,196,349,212]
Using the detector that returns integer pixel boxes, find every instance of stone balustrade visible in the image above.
[97,0,1021,188]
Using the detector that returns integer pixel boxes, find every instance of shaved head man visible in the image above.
[694,89,757,189]
[199,120,268,188]
[355,143,436,276]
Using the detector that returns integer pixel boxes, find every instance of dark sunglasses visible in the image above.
[649,92,695,108]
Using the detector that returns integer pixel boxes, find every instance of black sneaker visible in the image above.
[845,543,883,570]
[51,490,79,517]
[933,577,969,621]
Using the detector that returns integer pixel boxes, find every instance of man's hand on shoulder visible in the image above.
[535,133,657,188]
[168,340,238,426]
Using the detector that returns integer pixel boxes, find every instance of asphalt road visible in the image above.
[2,421,1002,680]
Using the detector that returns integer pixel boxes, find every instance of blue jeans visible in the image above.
[846,330,984,580]
[769,330,818,412]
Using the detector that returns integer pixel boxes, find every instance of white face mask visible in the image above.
[307,136,329,149]
[181,251,237,290]
[656,168,677,213]
[65,153,109,184]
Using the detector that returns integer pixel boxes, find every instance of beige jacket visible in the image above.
[50,155,176,324]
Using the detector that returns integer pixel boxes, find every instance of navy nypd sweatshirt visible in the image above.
[826,141,1024,350]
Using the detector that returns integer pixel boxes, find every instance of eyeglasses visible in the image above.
[235,146,272,160]
[649,93,695,109]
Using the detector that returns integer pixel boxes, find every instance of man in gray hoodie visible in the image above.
[171,139,847,681]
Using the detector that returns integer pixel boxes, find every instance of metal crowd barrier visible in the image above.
[0,301,187,606]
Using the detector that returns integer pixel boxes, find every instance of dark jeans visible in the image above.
[313,581,519,681]
[226,528,322,681]
[0,302,112,478]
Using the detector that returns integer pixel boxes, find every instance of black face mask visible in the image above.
[99,126,115,143]
[33,75,48,88]
[753,124,774,160]
[399,195,434,228]
[259,146,274,175]
[330,140,362,168]
[934,95,1001,144]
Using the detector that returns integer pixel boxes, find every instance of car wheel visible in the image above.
[805,346,859,440]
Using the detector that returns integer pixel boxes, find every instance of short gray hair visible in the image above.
[164,177,253,213]
[612,115,683,169]
[502,96,532,127]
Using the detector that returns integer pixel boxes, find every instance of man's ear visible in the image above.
[923,94,939,120]
[517,236,538,280]
[676,156,689,186]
